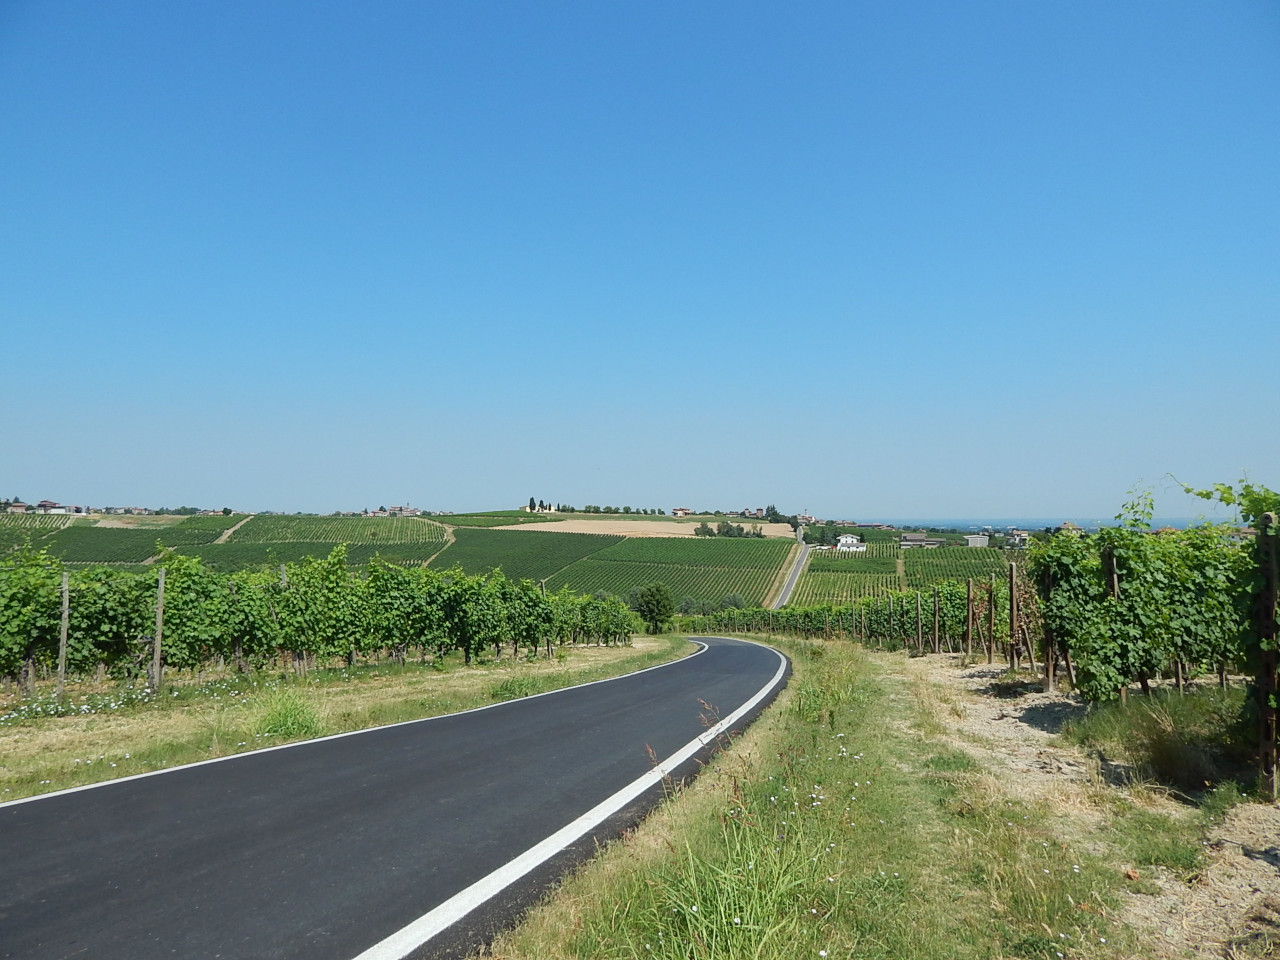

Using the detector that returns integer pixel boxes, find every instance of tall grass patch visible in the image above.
[1062,686,1252,792]
[253,690,324,739]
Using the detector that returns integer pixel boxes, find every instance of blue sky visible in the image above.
[2,2,1276,519]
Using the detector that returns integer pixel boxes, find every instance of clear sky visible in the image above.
[2,2,1276,519]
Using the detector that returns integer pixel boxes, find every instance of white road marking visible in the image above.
[350,638,788,960]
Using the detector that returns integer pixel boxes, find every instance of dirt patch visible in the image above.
[488,519,796,538]
[215,515,255,543]
[86,514,189,529]
[890,652,1280,959]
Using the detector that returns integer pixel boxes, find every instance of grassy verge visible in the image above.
[485,638,1197,960]
[0,637,691,802]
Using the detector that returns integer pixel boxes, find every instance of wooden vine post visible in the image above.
[915,591,923,652]
[1008,562,1018,668]
[932,584,940,653]
[57,571,69,699]
[150,567,165,691]
[964,579,973,656]
[987,573,996,664]
[1259,512,1279,800]
[1012,562,1035,674]
[1041,566,1055,693]
[1101,544,1126,703]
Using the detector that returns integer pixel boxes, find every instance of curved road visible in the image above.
[0,637,787,960]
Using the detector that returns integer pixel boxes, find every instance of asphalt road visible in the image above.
[773,541,810,608]
[0,637,787,960]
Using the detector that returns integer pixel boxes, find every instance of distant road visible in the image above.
[0,637,787,960]
[772,540,810,608]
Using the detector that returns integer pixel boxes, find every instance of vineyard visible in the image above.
[795,545,1017,605]
[903,547,1007,588]
[227,515,448,543]
[427,529,623,581]
[174,542,356,571]
[807,551,898,574]
[549,537,794,606]
[435,512,556,528]
[685,485,1280,800]
[0,515,73,553]
[0,544,639,693]
[43,528,169,563]
[790,571,904,604]
[0,514,457,571]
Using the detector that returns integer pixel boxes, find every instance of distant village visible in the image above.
[0,498,426,519]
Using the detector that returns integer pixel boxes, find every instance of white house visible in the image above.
[963,534,989,548]
[836,533,867,553]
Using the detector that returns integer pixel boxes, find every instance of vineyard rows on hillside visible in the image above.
[548,558,782,607]
[42,528,168,563]
[427,529,622,581]
[229,515,448,543]
[791,571,905,604]
[806,552,898,575]
[435,512,556,527]
[544,536,794,606]
[590,536,793,568]
[0,515,73,553]
[795,545,1015,605]
[902,546,1007,588]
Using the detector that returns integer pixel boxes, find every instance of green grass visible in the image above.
[548,537,793,606]
[253,689,324,739]
[428,528,623,580]
[1106,802,1202,872]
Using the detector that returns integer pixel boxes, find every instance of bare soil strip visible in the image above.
[215,514,256,543]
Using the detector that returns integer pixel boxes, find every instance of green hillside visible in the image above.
[549,537,794,607]
[427,529,623,580]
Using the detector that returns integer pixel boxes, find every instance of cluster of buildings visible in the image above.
[1,500,240,517]
[340,505,423,518]
[3,499,113,515]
